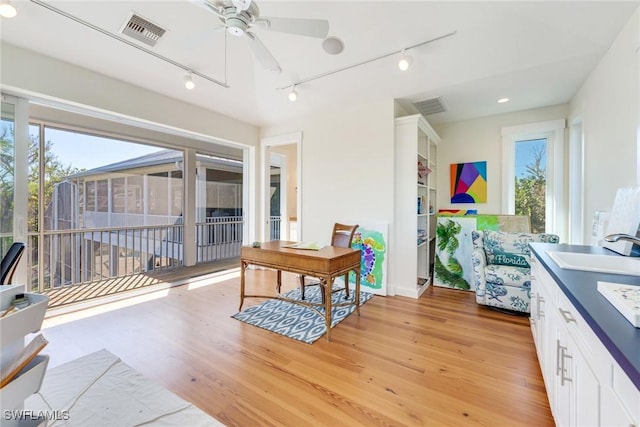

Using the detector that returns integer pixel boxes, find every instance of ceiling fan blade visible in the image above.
[202,0,225,19]
[245,32,281,72]
[254,17,329,39]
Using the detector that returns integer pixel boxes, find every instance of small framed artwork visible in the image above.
[450,161,487,203]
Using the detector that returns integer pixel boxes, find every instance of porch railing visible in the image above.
[196,216,243,262]
[270,216,281,240]
[18,216,244,293]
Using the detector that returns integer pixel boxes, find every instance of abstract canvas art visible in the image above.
[450,161,487,203]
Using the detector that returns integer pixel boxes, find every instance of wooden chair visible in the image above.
[299,223,358,301]
[1,242,25,285]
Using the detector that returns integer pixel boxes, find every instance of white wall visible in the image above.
[433,104,569,214]
[432,8,638,245]
[261,99,395,244]
[569,8,639,243]
[1,43,259,148]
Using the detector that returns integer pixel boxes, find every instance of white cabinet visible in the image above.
[553,308,600,427]
[531,253,639,427]
[392,114,440,298]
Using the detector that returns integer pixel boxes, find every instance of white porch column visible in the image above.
[183,149,197,266]
[195,163,207,223]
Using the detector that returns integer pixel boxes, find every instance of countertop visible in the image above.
[529,243,640,390]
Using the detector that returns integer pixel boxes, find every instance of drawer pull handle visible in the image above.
[560,346,573,386]
[559,308,576,324]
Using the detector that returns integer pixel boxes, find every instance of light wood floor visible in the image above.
[38,269,554,427]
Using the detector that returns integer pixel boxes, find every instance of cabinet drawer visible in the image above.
[556,290,598,360]
[530,257,558,303]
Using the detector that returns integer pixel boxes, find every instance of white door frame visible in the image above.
[260,132,302,242]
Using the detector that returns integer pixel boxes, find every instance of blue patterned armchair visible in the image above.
[471,230,559,313]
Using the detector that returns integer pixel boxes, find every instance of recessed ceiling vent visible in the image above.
[121,13,166,47]
[413,97,447,116]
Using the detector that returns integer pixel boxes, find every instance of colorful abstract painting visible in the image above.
[344,223,387,296]
[450,161,487,203]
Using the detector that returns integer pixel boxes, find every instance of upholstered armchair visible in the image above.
[471,230,559,313]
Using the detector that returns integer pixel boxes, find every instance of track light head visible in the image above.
[0,0,17,18]
[288,85,298,102]
[184,71,195,90]
[398,50,413,71]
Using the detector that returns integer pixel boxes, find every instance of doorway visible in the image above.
[261,132,302,243]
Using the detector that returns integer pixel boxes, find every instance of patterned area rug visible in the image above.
[232,285,373,344]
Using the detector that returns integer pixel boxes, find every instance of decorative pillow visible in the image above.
[473,230,559,268]
[492,251,530,268]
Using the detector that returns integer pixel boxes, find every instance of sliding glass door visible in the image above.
[0,97,16,258]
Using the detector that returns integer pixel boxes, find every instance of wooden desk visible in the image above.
[240,241,361,341]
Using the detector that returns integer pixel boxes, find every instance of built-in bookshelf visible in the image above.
[392,114,441,298]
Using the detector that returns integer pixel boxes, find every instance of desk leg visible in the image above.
[324,276,333,341]
[276,270,282,294]
[239,260,247,311]
[355,265,361,316]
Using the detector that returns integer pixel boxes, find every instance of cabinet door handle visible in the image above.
[537,294,545,318]
[559,308,576,323]
[560,346,573,386]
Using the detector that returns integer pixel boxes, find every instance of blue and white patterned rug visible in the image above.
[232,285,373,344]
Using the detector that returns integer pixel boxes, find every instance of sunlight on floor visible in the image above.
[42,269,241,328]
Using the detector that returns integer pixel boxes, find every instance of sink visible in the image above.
[547,251,640,276]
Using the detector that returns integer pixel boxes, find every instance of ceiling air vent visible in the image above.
[121,13,166,47]
[413,97,447,116]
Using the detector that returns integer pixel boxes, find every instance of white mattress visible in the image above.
[25,349,224,427]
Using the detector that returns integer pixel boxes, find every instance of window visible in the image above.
[502,120,566,238]
[515,138,547,233]
[112,177,125,213]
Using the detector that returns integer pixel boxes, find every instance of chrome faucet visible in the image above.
[604,233,640,246]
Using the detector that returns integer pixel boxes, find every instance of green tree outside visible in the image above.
[1,124,82,233]
[515,143,546,233]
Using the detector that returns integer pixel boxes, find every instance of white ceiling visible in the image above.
[1,0,638,127]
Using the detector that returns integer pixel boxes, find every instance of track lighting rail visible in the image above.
[29,0,229,89]
[277,31,457,92]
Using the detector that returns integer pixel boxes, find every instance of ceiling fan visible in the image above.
[199,0,330,72]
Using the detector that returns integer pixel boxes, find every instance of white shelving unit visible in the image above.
[0,284,49,426]
[392,114,441,298]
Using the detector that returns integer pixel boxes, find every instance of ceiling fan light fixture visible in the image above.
[288,85,298,102]
[398,50,413,71]
[0,0,17,18]
[184,71,195,90]
[226,15,248,36]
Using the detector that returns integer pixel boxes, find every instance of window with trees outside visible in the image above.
[515,138,547,233]
[502,120,566,239]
